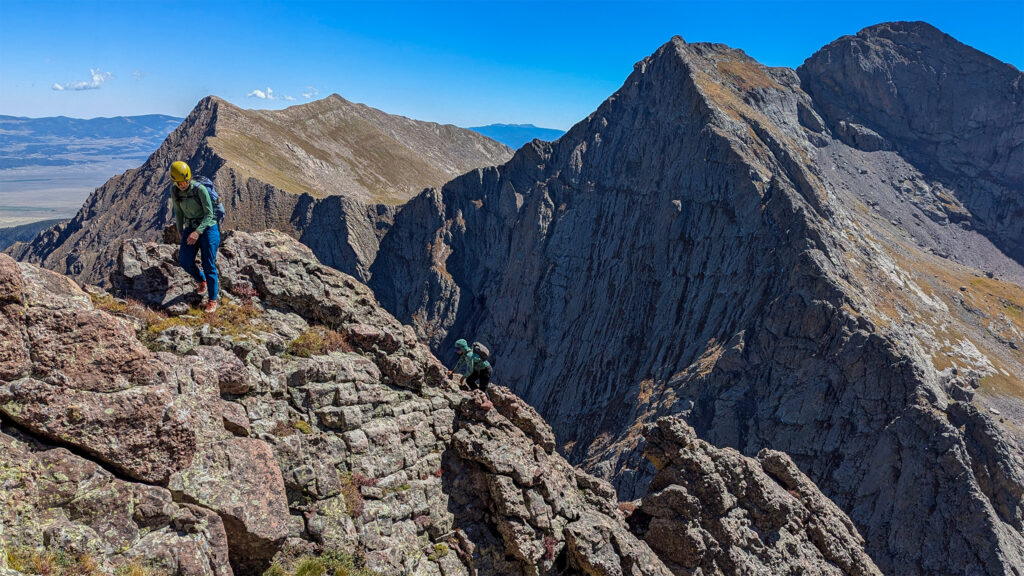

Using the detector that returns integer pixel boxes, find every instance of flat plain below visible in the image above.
[0,163,129,227]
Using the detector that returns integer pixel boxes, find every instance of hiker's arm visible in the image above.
[172,192,184,236]
[462,355,476,378]
[193,183,217,234]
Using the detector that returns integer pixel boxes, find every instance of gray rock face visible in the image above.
[6,94,512,287]
[0,427,233,575]
[7,230,713,576]
[369,32,1024,576]
[798,21,1024,265]
[637,416,881,576]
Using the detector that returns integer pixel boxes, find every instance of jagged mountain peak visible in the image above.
[5,93,513,287]
[800,19,1024,266]
[850,19,1018,67]
[370,24,1024,576]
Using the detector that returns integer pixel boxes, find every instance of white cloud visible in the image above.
[248,86,296,101]
[132,70,146,81]
[52,68,113,91]
[302,87,319,99]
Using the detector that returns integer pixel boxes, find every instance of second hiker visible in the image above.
[170,160,220,313]
[450,338,492,390]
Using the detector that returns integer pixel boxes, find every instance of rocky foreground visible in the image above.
[2,230,878,576]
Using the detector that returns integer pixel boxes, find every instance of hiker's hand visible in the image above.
[446,370,453,378]
[186,231,199,245]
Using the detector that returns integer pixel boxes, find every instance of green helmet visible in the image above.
[454,339,470,352]
[170,161,192,183]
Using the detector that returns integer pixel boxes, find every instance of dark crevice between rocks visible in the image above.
[171,487,280,576]
[1,413,249,570]
[0,413,145,486]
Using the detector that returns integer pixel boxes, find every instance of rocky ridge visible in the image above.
[636,417,881,576]
[6,94,512,286]
[368,24,1024,576]
[0,230,878,576]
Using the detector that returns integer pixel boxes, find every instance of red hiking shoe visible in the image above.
[204,300,218,313]
[196,281,207,295]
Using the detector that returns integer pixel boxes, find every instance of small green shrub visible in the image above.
[262,562,288,576]
[262,550,379,576]
[294,557,326,576]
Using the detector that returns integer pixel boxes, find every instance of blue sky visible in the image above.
[1,0,1021,130]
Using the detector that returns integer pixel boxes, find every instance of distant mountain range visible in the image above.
[0,114,186,229]
[0,114,183,169]
[468,123,565,148]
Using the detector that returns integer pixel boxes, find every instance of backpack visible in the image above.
[193,176,226,223]
[472,341,491,364]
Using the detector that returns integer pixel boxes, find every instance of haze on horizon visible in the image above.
[1,0,1022,131]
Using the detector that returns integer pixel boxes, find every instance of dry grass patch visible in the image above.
[144,299,268,342]
[2,545,158,576]
[339,472,377,519]
[717,59,780,91]
[288,326,352,358]
[90,293,167,327]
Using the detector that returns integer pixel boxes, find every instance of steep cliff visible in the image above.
[369,27,1024,575]
[0,231,879,575]
[5,95,512,286]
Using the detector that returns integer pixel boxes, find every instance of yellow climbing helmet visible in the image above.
[170,161,192,183]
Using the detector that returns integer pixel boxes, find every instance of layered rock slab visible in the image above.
[0,252,291,573]
[0,425,232,575]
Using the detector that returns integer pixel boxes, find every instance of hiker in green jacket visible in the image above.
[170,161,220,313]
[450,338,492,391]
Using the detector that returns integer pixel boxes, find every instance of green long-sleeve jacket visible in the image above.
[454,352,490,377]
[171,181,216,235]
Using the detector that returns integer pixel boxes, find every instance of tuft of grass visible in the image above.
[288,327,352,358]
[206,299,268,339]
[261,549,380,576]
[293,420,314,435]
[294,557,326,576]
[90,293,167,327]
[5,545,107,576]
[262,563,288,576]
[145,309,205,336]
[339,472,377,519]
[142,299,268,346]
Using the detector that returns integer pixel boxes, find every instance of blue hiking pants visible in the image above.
[179,225,220,301]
